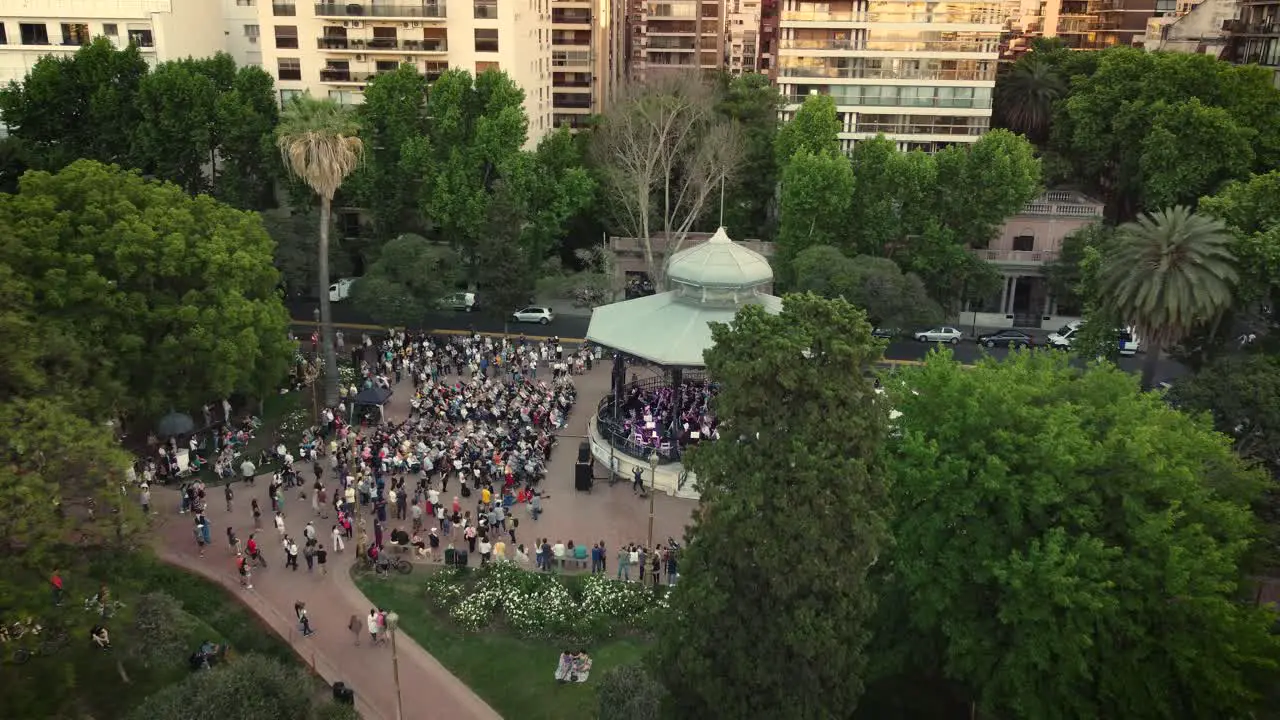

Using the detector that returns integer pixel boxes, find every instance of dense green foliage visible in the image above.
[654,294,890,718]
[874,353,1279,718]
[0,160,293,421]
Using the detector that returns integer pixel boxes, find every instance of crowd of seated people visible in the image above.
[614,380,720,453]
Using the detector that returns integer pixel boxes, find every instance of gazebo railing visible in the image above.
[595,373,708,465]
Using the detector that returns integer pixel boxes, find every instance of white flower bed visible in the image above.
[423,562,667,639]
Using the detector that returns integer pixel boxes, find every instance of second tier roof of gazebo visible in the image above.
[586,227,781,367]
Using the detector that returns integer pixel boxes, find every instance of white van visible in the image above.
[328,277,357,302]
[1047,321,1140,356]
[439,292,478,312]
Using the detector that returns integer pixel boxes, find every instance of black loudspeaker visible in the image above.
[333,682,355,705]
[575,462,593,491]
[577,441,590,463]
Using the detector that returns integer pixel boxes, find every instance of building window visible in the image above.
[278,57,302,81]
[19,23,50,46]
[273,2,297,16]
[376,60,400,73]
[280,88,303,106]
[237,0,257,5]
[338,211,361,237]
[475,60,500,73]
[245,25,260,43]
[102,23,118,36]
[475,0,498,19]
[60,23,91,46]
[1012,235,1035,252]
[424,61,447,82]
[274,25,299,49]
[128,28,154,47]
[474,29,499,52]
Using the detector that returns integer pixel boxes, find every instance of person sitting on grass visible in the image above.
[90,625,110,649]
[554,650,574,683]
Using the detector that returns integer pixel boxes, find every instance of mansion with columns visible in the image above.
[958,190,1105,331]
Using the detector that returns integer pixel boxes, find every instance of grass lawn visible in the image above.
[0,551,301,719]
[355,572,651,720]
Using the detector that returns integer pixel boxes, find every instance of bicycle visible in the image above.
[356,554,412,577]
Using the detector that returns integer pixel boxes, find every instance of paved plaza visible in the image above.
[154,361,696,720]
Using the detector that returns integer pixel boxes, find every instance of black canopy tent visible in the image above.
[351,386,393,424]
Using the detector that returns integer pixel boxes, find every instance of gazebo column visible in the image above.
[669,367,683,454]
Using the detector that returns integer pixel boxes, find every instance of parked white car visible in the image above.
[328,277,357,302]
[512,306,554,325]
[1047,321,1141,356]
[914,326,963,344]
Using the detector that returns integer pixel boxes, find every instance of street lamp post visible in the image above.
[386,610,404,720]
[647,451,659,552]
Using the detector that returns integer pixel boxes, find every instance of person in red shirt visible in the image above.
[50,569,64,607]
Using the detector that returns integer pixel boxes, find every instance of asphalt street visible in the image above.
[287,299,1188,383]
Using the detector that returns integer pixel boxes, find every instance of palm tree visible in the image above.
[276,95,364,408]
[994,57,1066,144]
[1099,206,1238,390]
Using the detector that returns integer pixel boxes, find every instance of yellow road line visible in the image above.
[292,319,586,343]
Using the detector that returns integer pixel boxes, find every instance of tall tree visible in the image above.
[421,68,527,275]
[0,38,147,169]
[846,136,937,257]
[654,294,890,718]
[499,126,596,268]
[791,246,942,330]
[931,129,1042,247]
[774,93,841,165]
[1098,206,1238,388]
[214,65,280,210]
[261,209,355,300]
[775,148,854,280]
[350,65,430,243]
[714,72,782,239]
[348,233,457,328]
[993,56,1066,144]
[132,59,221,194]
[874,352,1280,719]
[1200,171,1280,321]
[592,74,743,288]
[1051,48,1280,220]
[0,160,293,423]
[276,96,364,407]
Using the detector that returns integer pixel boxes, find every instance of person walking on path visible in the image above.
[316,544,328,575]
[331,524,345,553]
[224,482,234,512]
[236,553,253,589]
[349,614,362,646]
[366,609,382,646]
[251,498,262,530]
[295,601,315,637]
[285,536,300,570]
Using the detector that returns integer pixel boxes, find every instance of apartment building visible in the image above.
[726,0,762,73]
[550,0,627,129]
[1091,0,1162,46]
[631,0,726,77]
[225,0,264,67]
[776,0,1003,152]
[1146,0,1231,56]
[257,0,555,144]
[759,0,778,74]
[1225,0,1280,87]
[0,0,228,84]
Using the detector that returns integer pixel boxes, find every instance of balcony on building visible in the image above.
[786,84,993,110]
[317,26,448,52]
[779,56,998,82]
[314,2,447,19]
[552,7,593,25]
[553,49,592,68]
[552,29,592,46]
[852,113,991,138]
[553,113,592,129]
[553,71,593,91]
[553,92,593,111]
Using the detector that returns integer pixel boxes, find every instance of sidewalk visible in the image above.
[153,488,502,720]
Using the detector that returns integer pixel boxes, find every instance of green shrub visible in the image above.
[597,664,665,720]
[130,592,210,668]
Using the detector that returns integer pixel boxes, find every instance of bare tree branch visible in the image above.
[592,74,743,288]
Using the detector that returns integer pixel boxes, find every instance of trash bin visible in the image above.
[333,681,355,705]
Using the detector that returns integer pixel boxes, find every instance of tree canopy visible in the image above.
[873,352,1280,719]
[349,233,459,327]
[653,293,890,719]
[791,246,942,329]
[0,159,293,422]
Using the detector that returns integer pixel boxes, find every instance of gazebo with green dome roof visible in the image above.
[586,227,780,494]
